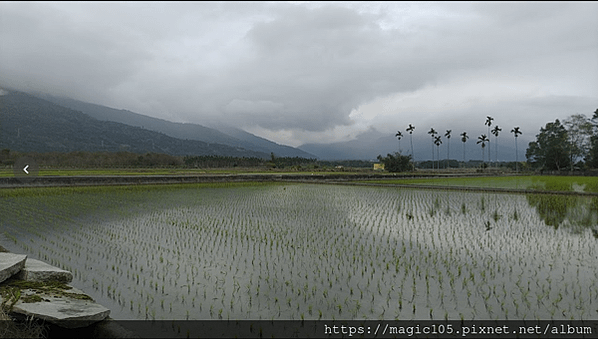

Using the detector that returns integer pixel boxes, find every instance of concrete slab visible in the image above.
[13,299,110,328]
[11,288,110,328]
[0,253,27,284]
[16,258,73,283]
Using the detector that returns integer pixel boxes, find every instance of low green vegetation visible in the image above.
[4,280,93,302]
[0,150,375,176]
[0,285,21,312]
[0,277,94,331]
[364,175,598,193]
[0,308,45,339]
[0,168,378,178]
[0,168,208,177]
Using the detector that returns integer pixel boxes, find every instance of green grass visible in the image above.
[0,181,283,198]
[0,168,269,177]
[0,168,374,177]
[364,175,598,193]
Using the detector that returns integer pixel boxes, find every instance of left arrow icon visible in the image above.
[14,157,38,183]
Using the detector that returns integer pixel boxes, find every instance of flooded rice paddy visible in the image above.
[1,183,597,321]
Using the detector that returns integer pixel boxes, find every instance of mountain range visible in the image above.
[0,87,521,161]
[0,91,273,157]
[0,89,317,159]
[35,94,315,158]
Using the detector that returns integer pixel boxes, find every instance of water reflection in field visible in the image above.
[1,183,597,322]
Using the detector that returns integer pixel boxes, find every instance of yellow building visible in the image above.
[373,163,385,171]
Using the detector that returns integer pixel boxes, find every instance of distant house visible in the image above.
[373,163,384,171]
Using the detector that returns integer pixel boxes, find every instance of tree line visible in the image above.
[379,108,598,173]
[526,110,598,171]
[0,150,333,170]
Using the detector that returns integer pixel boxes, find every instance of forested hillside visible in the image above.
[0,91,268,158]
[39,94,315,158]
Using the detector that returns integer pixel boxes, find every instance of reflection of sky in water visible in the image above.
[343,187,598,319]
[2,184,597,322]
[387,175,598,234]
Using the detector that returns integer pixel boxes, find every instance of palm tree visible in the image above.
[477,134,489,166]
[460,132,469,167]
[406,124,415,159]
[434,135,442,170]
[511,127,522,172]
[395,130,403,154]
[428,128,437,169]
[491,125,502,167]
[485,116,494,136]
[444,130,452,169]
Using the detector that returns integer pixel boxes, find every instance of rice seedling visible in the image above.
[1,182,597,321]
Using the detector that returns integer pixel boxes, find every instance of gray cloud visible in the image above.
[1,2,596,146]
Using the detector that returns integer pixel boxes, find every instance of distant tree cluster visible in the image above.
[268,154,318,169]
[526,110,598,171]
[389,108,598,173]
[377,153,413,172]
[317,160,375,168]
[418,159,460,169]
[183,155,266,168]
[394,116,520,170]
[1,151,184,168]
[184,154,319,169]
[526,120,570,171]
[0,151,325,170]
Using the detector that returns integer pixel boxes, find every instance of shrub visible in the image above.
[377,153,413,172]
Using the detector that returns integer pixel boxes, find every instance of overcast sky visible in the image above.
[1,1,597,147]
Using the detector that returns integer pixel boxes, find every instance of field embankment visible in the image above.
[3,172,598,197]
[0,172,468,188]
[358,175,598,196]
[0,173,383,188]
